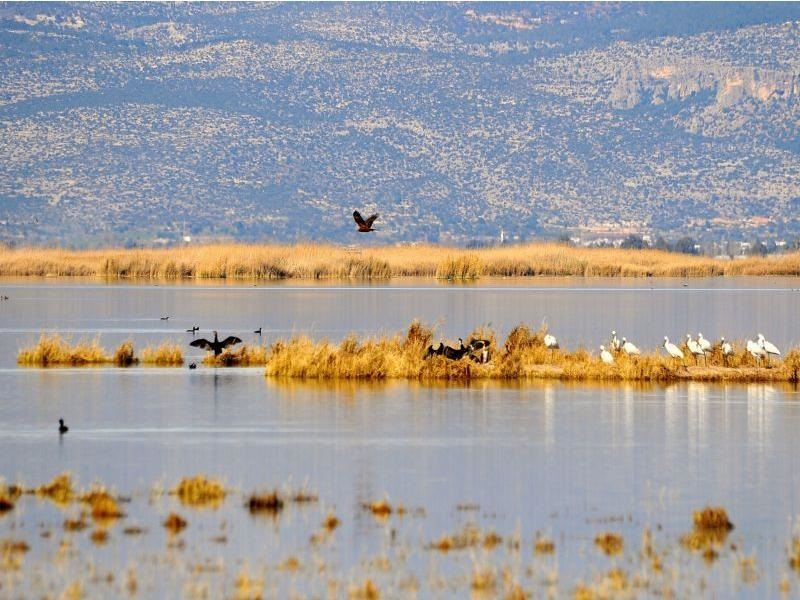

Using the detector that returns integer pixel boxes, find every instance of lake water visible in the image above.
[0,278,799,598]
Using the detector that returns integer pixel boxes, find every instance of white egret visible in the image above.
[610,330,621,352]
[600,345,614,364]
[719,337,733,366]
[621,337,640,356]
[663,337,684,365]
[697,333,712,353]
[544,334,559,349]
[746,339,766,365]
[758,333,781,366]
[686,334,705,365]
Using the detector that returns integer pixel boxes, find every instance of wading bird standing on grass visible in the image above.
[720,337,733,366]
[746,338,766,365]
[600,345,614,364]
[610,331,621,352]
[686,334,706,365]
[353,210,379,232]
[663,337,684,365]
[697,333,712,354]
[758,334,781,366]
[190,331,242,356]
[544,334,559,350]
[622,337,640,356]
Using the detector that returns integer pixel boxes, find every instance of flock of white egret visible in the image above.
[544,329,783,367]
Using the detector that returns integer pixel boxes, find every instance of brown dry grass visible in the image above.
[681,506,734,553]
[265,321,800,383]
[202,345,267,367]
[18,334,110,366]
[2,242,800,280]
[171,475,226,508]
[18,334,184,367]
[141,342,184,366]
[34,473,75,505]
[247,491,285,515]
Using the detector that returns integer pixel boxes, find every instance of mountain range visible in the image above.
[1,2,799,246]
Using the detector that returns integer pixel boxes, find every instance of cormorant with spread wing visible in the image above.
[190,330,242,356]
[353,210,379,232]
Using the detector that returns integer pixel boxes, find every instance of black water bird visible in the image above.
[254,327,262,335]
[190,330,242,356]
[161,316,171,321]
[424,342,445,359]
[353,210,379,232]
[443,338,473,360]
[186,326,199,334]
[58,419,68,434]
[188,362,197,369]
[468,338,491,364]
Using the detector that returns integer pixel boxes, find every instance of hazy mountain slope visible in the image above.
[1,2,799,246]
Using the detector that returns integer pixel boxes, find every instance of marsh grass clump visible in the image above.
[247,491,285,515]
[347,578,380,600]
[436,254,483,280]
[203,345,267,367]
[682,506,734,553]
[470,566,496,593]
[233,571,264,600]
[163,512,187,534]
[0,538,29,571]
[365,499,392,519]
[63,514,89,532]
[80,488,124,522]
[322,512,340,531]
[171,476,226,508]
[141,342,184,366]
[113,340,137,366]
[35,473,75,505]
[534,535,556,555]
[595,532,624,556]
[0,484,21,514]
[18,334,110,366]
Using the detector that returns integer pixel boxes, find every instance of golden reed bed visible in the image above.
[265,322,800,383]
[17,335,183,366]
[2,243,800,279]
[18,325,800,383]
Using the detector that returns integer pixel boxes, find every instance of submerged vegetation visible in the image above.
[2,243,800,280]
[0,473,784,597]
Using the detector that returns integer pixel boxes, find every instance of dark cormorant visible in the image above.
[190,331,242,356]
[254,327,262,335]
[58,419,68,434]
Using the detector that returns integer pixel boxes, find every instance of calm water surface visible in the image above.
[0,278,798,598]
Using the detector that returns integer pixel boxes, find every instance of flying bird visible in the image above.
[353,210,379,232]
[190,330,242,356]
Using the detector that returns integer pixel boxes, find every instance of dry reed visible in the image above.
[2,243,799,280]
[140,342,184,366]
[265,321,800,383]
[17,334,110,366]
[171,475,226,508]
[202,344,267,367]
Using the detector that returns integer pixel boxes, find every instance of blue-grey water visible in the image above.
[0,278,798,598]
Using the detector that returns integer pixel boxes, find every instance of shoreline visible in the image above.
[1,243,799,280]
